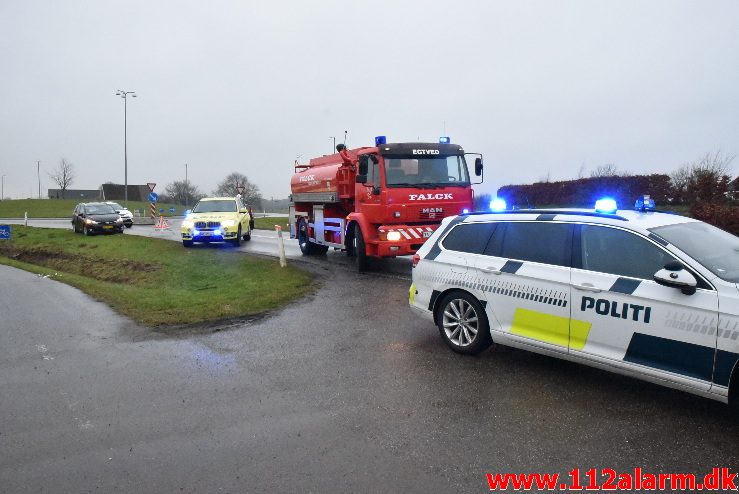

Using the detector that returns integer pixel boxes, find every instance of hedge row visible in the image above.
[690,203,739,236]
[497,174,672,209]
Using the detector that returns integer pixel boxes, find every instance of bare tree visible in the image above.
[163,180,204,206]
[213,172,263,208]
[590,163,619,178]
[48,158,75,199]
[671,150,735,204]
[577,162,587,179]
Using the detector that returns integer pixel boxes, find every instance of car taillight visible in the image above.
[412,253,421,268]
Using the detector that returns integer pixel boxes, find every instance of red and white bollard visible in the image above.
[275,225,287,268]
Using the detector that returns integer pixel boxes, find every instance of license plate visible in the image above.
[103,226,113,230]
[422,231,432,238]
[200,231,211,236]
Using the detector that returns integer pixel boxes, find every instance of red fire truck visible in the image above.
[289,136,483,271]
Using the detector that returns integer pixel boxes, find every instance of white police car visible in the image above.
[106,202,133,228]
[409,198,739,404]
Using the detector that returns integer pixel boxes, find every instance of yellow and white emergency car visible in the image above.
[409,199,739,404]
[181,197,252,247]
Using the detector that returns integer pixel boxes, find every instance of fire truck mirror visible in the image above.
[372,186,381,195]
[356,174,368,184]
[474,157,484,177]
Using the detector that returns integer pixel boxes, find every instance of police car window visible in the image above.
[580,225,674,280]
[489,222,573,267]
[441,223,496,254]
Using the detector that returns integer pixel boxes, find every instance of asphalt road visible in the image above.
[0,220,737,493]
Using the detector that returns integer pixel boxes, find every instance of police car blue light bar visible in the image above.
[594,198,618,214]
[439,136,451,144]
[375,135,387,146]
[634,195,656,211]
[490,198,507,211]
[462,208,470,214]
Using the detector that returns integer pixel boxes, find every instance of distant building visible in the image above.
[100,184,151,202]
[48,188,101,200]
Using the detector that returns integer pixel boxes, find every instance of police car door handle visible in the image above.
[572,283,602,293]
[479,266,502,275]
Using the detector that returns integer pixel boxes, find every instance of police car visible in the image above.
[409,197,739,404]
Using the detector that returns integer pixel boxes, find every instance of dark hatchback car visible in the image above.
[72,203,125,235]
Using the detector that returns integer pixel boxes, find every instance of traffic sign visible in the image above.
[148,191,159,202]
[169,207,176,213]
[147,182,157,192]
[236,184,245,195]
[0,225,11,240]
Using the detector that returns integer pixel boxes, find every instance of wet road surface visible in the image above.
[0,223,737,493]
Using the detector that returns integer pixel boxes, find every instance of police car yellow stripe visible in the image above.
[511,308,592,350]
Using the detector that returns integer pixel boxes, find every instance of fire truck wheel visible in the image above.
[354,224,368,272]
[345,227,356,257]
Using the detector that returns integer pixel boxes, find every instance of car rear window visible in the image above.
[485,222,573,267]
[441,223,496,254]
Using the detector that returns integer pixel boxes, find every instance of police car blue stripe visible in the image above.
[713,349,739,387]
[500,260,523,274]
[648,232,669,246]
[624,333,714,382]
[609,277,642,295]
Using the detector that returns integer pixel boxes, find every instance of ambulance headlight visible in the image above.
[490,198,507,211]
[214,229,223,236]
[193,229,200,236]
[387,231,402,241]
[595,198,618,214]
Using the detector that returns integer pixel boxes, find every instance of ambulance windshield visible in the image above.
[384,155,470,188]
[650,221,739,282]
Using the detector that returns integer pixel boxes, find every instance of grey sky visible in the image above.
[1,0,737,201]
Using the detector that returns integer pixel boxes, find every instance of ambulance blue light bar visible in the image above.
[375,136,387,146]
[490,198,507,211]
[594,198,618,214]
[439,136,451,144]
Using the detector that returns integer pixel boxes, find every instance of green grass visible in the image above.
[0,226,313,326]
[0,199,182,218]
[252,216,289,231]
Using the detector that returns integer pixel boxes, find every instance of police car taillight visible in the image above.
[412,253,421,268]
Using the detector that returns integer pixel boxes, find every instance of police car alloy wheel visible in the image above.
[436,291,492,355]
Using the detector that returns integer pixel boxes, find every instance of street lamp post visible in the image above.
[1,174,5,201]
[36,161,41,199]
[184,163,188,207]
[115,90,137,206]
[329,136,336,153]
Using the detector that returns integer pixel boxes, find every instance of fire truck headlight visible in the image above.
[387,231,402,241]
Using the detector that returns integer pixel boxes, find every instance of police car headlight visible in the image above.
[222,219,236,227]
[182,220,194,228]
[387,231,402,241]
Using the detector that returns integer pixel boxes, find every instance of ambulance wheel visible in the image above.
[435,291,491,355]
[243,230,251,241]
[354,224,368,272]
[183,240,193,248]
[230,227,242,247]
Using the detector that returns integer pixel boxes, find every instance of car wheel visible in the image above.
[436,291,492,355]
[125,223,132,229]
[354,224,368,272]
[72,220,78,233]
[83,225,93,236]
[231,226,242,247]
[183,240,193,248]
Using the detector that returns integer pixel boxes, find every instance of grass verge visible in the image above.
[253,216,288,231]
[0,199,182,218]
[0,226,313,326]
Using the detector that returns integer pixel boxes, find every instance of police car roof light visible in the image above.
[462,208,470,215]
[634,194,656,212]
[594,198,618,214]
[439,136,451,144]
[490,198,507,212]
[375,136,387,146]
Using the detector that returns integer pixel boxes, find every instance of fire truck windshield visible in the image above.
[384,155,470,188]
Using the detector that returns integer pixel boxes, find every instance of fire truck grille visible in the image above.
[419,208,444,220]
[194,221,221,229]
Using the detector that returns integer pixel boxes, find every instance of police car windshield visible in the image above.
[384,155,470,187]
[192,200,237,213]
[650,222,739,282]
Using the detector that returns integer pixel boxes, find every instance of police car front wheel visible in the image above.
[436,292,492,355]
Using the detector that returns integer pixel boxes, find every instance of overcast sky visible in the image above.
[1,0,738,202]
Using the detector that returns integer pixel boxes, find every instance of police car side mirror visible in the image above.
[654,260,697,295]
[474,157,483,177]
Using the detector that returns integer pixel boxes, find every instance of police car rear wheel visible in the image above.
[437,292,491,355]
